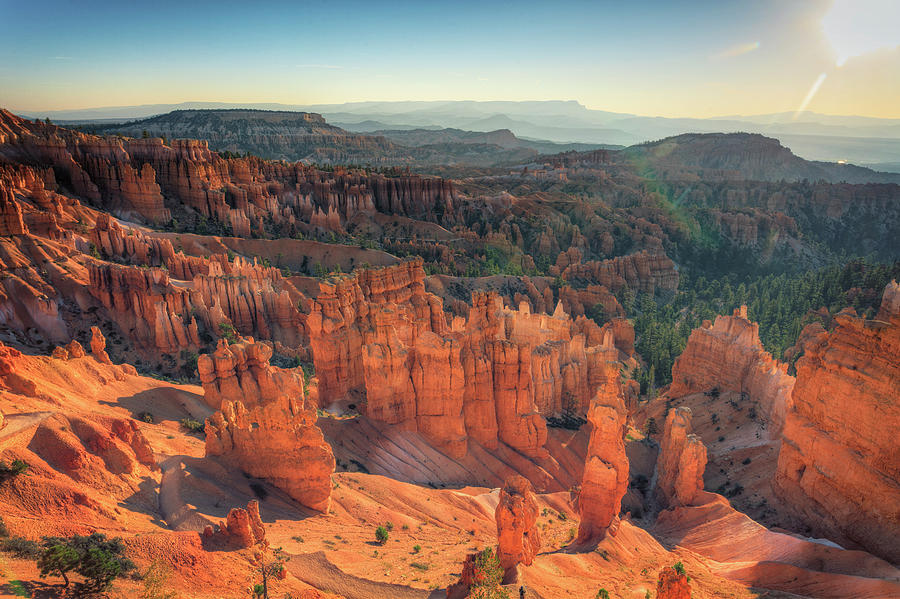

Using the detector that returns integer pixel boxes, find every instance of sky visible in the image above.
[1,0,898,118]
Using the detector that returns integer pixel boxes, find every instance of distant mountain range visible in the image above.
[616,133,900,185]
[78,109,610,167]
[21,100,900,172]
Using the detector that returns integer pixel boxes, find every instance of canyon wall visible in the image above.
[669,306,794,435]
[774,282,900,564]
[308,258,630,459]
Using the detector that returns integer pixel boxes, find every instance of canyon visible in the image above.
[0,107,897,599]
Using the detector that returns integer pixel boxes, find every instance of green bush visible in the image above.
[180,417,205,433]
[0,459,29,481]
[0,537,43,559]
[673,561,686,575]
[38,533,136,592]
[596,590,610,599]
[412,544,421,554]
[375,526,389,544]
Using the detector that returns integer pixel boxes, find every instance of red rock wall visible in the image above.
[205,395,335,512]
[669,306,795,435]
[774,282,900,564]
[558,250,679,293]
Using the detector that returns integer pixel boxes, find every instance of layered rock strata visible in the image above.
[655,407,707,509]
[202,342,334,512]
[495,475,541,582]
[669,306,795,435]
[308,258,630,460]
[774,282,900,563]
[576,364,629,542]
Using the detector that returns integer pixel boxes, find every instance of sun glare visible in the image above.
[822,0,900,66]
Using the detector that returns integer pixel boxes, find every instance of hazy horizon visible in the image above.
[2,0,898,119]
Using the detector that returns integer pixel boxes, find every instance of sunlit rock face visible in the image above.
[655,406,707,509]
[576,365,629,543]
[669,305,795,435]
[495,475,541,583]
[775,281,900,564]
[201,340,335,513]
[309,258,631,460]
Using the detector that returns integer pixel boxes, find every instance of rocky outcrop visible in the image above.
[89,326,112,364]
[656,567,691,599]
[669,306,795,435]
[774,282,900,564]
[655,407,707,508]
[205,394,334,512]
[310,260,629,461]
[576,364,629,542]
[197,338,304,410]
[557,250,679,293]
[495,475,541,583]
[203,500,266,548]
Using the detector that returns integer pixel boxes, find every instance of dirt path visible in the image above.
[286,551,441,599]
[0,412,52,446]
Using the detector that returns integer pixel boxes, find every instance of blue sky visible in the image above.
[1,0,898,117]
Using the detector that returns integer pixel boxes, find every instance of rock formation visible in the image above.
[774,281,900,564]
[201,344,335,513]
[204,500,266,548]
[205,396,335,512]
[669,306,795,435]
[656,567,692,599]
[576,364,629,542]
[89,327,112,364]
[309,259,628,461]
[557,250,679,294]
[655,407,707,508]
[495,475,541,583]
[197,338,305,410]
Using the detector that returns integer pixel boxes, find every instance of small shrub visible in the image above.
[375,526,389,544]
[410,562,429,571]
[412,544,421,554]
[596,590,610,599]
[673,561,686,575]
[139,559,177,599]
[385,521,394,531]
[138,411,154,424]
[0,459,29,481]
[0,537,42,558]
[180,417,204,433]
[742,457,752,465]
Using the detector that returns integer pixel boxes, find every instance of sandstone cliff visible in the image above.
[309,259,629,461]
[774,282,900,564]
[197,338,305,410]
[669,306,794,435]
[205,395,335,512]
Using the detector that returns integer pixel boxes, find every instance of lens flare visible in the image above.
[793,72,827,119]
[714,41,760,59]
[823,0,900,66]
